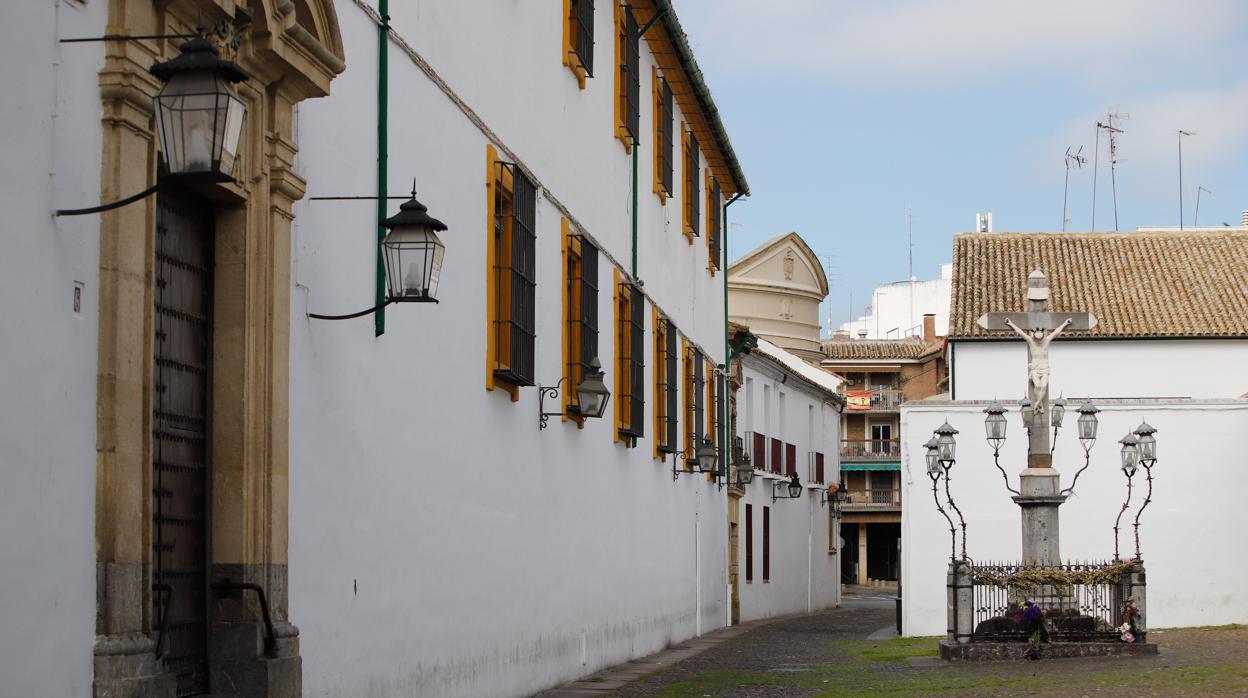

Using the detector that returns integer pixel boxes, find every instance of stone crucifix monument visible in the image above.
[977,269,1097,565]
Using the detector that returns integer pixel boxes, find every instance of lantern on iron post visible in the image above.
[934,421,958,467]
[924,436,941,478]
[983,401,1007,452]
[1118,432,1140,475]
[1076,402,1100,452]
[1051,396,1067,429]
[1133,422,1157,464]
[151,37,249,181]
[1019,397,1035,429]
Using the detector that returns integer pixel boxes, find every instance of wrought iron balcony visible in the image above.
[839,439,901,460]
[844,487,902,509]
[844,389,907,412]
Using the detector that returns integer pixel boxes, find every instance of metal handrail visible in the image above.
[844,488,902,507]
[211,579,276,655]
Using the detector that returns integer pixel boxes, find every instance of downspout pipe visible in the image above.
[631,13,664,280]
[374,0,390,336]
[722,192,745,481]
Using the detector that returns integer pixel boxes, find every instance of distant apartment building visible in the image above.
[839,263,952,340]
[821,316,945,585]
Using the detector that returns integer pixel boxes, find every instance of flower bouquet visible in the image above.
[1014,600,1049,660]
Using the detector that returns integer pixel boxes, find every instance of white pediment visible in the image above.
[728,232,829,299]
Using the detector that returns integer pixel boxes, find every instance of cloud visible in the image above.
[677,0,1245,84]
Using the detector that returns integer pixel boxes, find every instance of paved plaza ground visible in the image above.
[541,589,1248,697]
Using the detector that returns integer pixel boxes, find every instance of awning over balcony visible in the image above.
[842,463,900,471]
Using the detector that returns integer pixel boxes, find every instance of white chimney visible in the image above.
[976,212,994,233]
[857,330,868,339]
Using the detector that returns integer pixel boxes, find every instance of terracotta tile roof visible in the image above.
[949,230,1248,339]
[821,338,929,360]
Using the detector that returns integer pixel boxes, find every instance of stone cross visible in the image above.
[976,269,1096,467]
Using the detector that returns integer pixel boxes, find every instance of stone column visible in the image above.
[1012,466,1066,566]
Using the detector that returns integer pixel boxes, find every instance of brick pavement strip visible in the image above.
[535,596,1248,697]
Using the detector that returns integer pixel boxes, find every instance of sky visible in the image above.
[673,0,1248,332]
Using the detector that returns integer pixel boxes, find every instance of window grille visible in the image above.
[567,235,599,413]
[492,161,537,386]
[620,5,640,142]
[660,79,674,195]
[571,0,595,77]
[617,282,645,438]
[686,349,705,457]
[656,319,678,452]
[685,130,700,237]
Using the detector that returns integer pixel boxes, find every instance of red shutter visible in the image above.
[763,506,770,581]
[752,432,767,471]
[770,438,782,475]
[815,452,825,484]
[745,504,753,582]
[786,443,797,476]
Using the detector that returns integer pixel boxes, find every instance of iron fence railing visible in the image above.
[965,560,1139,643]
[840,439,901,459]
[845,488,901,507]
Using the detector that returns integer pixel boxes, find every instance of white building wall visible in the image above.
[838,263,951,340]
[900,399,1248,637]
[0,2,106,696]
[289,3,732,697]
[950,340,1248,400]
[734,357,842,622]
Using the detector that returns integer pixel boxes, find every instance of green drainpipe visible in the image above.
[374,0,390,337]
[722,192,744,480]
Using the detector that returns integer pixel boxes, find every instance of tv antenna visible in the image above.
[1177,130,1196,230]
[1194,186,1211,227]
[1062,146,1086,231]
[1091,109,1129,231]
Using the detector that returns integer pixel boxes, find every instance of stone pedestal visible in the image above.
[1012,468,1067,566]
[947,561,974,644]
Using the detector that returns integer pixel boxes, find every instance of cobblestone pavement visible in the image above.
[596,591,1248,697]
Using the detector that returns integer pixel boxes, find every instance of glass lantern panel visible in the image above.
[1138,435,1156,460]
[1078,413,1097,439]
[986,414,1006,440]
[1120,446,1138,470]
[219,93,246,175]
[925,451,940,475]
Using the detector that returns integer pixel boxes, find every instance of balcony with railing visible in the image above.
[843,487,902,510]
[844,389,907,413]
[839,439,901,461]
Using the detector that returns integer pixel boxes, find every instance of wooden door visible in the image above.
[152,192,214,696]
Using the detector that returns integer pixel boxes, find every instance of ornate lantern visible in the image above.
[1133,422,1157,463]
[694,436,719,474]
[924,436,941,477]
[1118,433,1140,475]
[574,358,611,419]
[1019,397,1035,428]
[381,192,448,303]
[1051,396,1067,429]
[151,37,249,180]
[1076,402,1100,450]
[787,474,803,498]
[983,401,1007,451]
[934,421,958,466]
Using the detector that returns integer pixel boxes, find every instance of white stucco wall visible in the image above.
[734,355,842,621]
[288,3,733,696]
[838,263,951,340]
[900,399,1248,637]
[0,2,105,696]
[950,340,1248,400]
